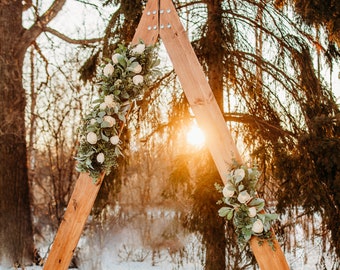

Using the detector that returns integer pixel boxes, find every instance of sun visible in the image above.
[186,123,206,147]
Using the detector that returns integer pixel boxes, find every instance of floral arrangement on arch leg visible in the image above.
[75,41,161,182]
[216,164,278,249]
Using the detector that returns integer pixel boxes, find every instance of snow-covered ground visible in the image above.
[1,209,337,270]
[1,232,336,270]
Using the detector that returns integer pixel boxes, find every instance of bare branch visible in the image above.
[36,0,67,27]
[20,0,67,50]
[44,27,102,45]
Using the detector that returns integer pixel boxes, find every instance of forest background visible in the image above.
[0,0,339,269]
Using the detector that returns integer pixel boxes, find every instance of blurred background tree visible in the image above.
[0,0,339,269]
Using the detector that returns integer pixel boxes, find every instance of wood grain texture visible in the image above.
[250,234,290,269]
[43,173,103,270]
[159,0,242,183]
[43,1,161,269]
[159,0,289,269]
[131,0,159,46]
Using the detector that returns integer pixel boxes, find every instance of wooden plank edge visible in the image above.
[131,0,159,46]
[43,173,104,270]
[250,233,290,270]
[159,0,290,269]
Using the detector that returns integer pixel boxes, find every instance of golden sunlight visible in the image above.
[186,123,206,147]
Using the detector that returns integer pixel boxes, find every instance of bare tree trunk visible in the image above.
[200,1,226,269]
[204,0,225,112]
[0,1,34,266]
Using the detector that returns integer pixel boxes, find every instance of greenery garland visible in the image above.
[75,41,161,182]
[216,164,278,249]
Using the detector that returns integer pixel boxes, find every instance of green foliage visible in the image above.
[216,164,278,249]
[275,110,340,256]
[277,0,340,50]
[75,42,161,181]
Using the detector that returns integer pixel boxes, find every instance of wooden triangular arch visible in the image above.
[43,1,289,269]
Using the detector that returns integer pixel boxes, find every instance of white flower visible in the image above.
[90,119,96,125]
[234,168,245,182]
[110,135,119,145]
[131,63,142,73]
[222,184,235,198]
[96,153,105,163]
[248,207,257,217]
[133,75,144,85]
[103,116,116,127]
[104,95,116,108]
[237,190,251,204]
[131,43,145,54]
[103,63,114,76]
[112,53,121,64]
[252,219,264,233]
[86,132,97,144]
[100,102,106,110]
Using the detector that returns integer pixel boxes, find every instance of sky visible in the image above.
[22,0,340,101]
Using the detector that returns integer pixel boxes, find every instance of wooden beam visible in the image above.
[250,234,290,269]
[43,173,104,270]
[43,1,160,269]
[159,0,289,269]
[159,0,241,182]
[132,0,159,45]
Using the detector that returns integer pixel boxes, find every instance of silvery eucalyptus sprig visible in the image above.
[216,163,278,249]
[75,42,161,182]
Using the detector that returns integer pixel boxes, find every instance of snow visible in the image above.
[1,223,336,270]
[0,208,336,270]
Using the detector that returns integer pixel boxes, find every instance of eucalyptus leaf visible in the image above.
[118,113,126,122]
[85,158,92,165]
[115,146,122,156]
[265,213,279,221]
[243,230,252,242]
[218,207,232,217]
[87,126,97,132]
[75,42,162,182]
[249,198,264,206]
[92,98,102,104]
[122,92,130,99]
[128,62,139,70]
[85,150,95,156]
[257,213,266,223]
[152,59,161,67]
[101,121,111,128]
[255,202,265,212]
[101,132,109,142]
[226,184,236,191]
[118,57,127,68]
[75,156,87,161]
[153,70,163,77]
[98,111,106,118]
[226,209,234,220]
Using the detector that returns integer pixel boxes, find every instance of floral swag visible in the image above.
[75,42,161,182]
[216,164,278,248]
